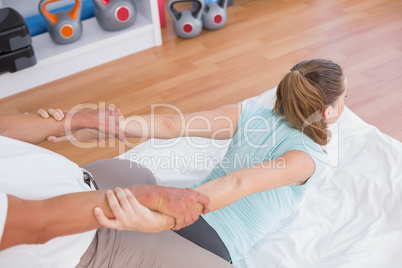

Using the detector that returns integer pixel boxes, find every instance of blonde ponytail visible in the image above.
[274,59,345,146]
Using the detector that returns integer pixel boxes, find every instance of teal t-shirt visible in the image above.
[194,103,327,263]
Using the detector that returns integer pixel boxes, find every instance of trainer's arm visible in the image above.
[0,187,175,251]
[0,108,124,144]
[0,113,76,144]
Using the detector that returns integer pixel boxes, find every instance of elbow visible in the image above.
[157,115,180,138]
[0,125,11,138]
[225,172,243,191]
[1,197,52,250]
[30,222,52,246]
[33,232,51,245]
[0,118,6,136]
[34,225,54,245]
[30,201,54,245]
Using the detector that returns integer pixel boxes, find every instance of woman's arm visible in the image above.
[120,103,241,140]
[96,150,316,230]
[194,150,316,211]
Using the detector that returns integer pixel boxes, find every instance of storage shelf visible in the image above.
[0,0,162,99]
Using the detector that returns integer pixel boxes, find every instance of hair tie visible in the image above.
[290,68,303,75]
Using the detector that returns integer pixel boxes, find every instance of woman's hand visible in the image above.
[94,187,175,233]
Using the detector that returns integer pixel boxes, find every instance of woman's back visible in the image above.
[195,103,327,263]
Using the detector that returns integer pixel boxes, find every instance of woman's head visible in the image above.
[274,59,347,146]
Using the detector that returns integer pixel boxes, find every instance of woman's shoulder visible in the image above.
[284,131,328,178]
[241,102,274,114]
[239,103,282,125]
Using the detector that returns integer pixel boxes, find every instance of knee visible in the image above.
[128,161,156,185]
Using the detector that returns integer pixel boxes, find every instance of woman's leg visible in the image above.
[77,227,233,268]
[78,158,233,267]
[82,158,156,189]
[174,216,232,262]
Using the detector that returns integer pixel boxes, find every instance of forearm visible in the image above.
[128,184,160,209]
[194,173,243,212]
[129,168,244,215]
[0,190,113,250]
[0,113,90,144]
[120,104,240,140]
[121,114,181,139]
[193,163,289,212]
[0,185,177,251]
[0,191,113,250]
[43,189,175,234]
[194,151,314,212]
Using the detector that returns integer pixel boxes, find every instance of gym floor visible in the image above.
[0,0,401,166]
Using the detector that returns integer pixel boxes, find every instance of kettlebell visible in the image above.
[39,0,83,44]
[92,0,137,31]
[168,0,205,39]
[202,0,228,30]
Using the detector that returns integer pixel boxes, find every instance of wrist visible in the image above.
[161,215,175,231]
[71,111,97,131]
[128,185,159,211]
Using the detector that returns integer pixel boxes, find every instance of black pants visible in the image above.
[174,216,232,263]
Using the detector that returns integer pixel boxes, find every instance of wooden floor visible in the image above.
[1,0,401,166]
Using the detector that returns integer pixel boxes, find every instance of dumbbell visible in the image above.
[168,0,205,39]
[202,0,228,30]
[92,0,137,31]
[39,0,83,44]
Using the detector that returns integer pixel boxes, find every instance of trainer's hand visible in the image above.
[37,108,65,121]
[130,185,212,230]
[35,106,126,143]
[36,108,100,143]
[46,128,102,143]
[94,187,175,232]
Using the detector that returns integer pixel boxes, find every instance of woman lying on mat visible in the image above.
[46,58,348,265]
